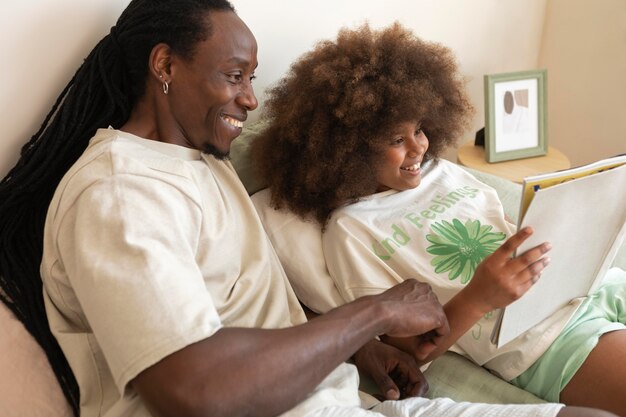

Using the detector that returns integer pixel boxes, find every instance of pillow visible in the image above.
[0,301,72,417]
[251,189,344,313]
[358,351,545,404]
[423,352,545,403]
[615,244,626,271]
[462,167,522,223]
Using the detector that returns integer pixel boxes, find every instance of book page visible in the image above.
[519,155,626,221]
[495,164,626,347]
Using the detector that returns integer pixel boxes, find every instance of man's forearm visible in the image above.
[134,295,389,417]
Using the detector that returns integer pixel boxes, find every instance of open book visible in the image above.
[491,154,626,347]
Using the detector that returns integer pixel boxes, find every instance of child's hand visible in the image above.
[463,227,551,314]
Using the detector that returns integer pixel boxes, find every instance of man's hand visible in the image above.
[353,339,428,400]
[373,279,449,360]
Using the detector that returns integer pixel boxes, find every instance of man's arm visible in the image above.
[133,279,448,417]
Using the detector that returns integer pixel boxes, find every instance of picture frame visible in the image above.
[484,69,547,163]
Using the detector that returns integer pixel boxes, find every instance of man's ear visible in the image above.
[148,43,172,83]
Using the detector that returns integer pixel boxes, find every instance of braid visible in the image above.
[0,1,234,415]
[0,32,130,417]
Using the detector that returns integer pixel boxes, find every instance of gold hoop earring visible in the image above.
[162,81,169,95]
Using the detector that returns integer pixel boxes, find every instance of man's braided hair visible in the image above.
[0,0,234,414]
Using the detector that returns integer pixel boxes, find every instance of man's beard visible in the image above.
[202,143,231,160]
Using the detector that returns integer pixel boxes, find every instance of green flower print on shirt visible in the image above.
[426,219,506,284]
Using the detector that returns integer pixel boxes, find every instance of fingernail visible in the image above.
[543,242,552,252]
[387,389,399,400]
[543,257,551,266]
[523,227,533,235]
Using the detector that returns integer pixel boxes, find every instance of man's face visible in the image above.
[168,10,258,158]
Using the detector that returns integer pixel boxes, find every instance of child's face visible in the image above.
[375,120,429,192]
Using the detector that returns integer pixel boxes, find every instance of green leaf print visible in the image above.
[426,219,506,284]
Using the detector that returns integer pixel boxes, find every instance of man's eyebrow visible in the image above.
[227,57,259,69]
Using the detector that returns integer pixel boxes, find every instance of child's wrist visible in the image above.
[452,288,491,319]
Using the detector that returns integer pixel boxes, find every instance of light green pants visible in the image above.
[511,267,626,402]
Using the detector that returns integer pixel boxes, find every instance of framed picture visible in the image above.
[484,69,547,163]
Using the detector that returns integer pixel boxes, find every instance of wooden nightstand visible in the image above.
[456,142,571,184]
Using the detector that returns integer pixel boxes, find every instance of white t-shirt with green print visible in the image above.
[322,159,578,380]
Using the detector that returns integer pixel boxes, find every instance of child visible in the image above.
[251,22,626,416]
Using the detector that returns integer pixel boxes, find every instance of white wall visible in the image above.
[1,0,548,178]
[0,0,129,178]
[539,0,626,166]
[237,0,549,161]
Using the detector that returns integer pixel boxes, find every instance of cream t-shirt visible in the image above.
[41,128,360,417]
[321,160,578,380]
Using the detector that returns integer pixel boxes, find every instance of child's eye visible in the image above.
[391,137,404,145]
[415,128,423,136]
